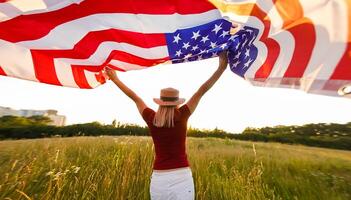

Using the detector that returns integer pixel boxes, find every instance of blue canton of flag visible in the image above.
[228,27,259,77]
[165,19,259,78]
[165,19,232,63]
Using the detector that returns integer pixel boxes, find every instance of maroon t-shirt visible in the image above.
[142,105,191,170]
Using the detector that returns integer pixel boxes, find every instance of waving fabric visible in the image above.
[212,0,351,98]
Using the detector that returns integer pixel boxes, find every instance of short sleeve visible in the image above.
[142,107,155,125]
[179,104,191,120]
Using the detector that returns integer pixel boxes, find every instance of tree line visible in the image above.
[0,116,350,150]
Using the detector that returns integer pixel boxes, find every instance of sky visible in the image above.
[0,58,351,133]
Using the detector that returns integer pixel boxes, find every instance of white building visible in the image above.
[0,106,66,126]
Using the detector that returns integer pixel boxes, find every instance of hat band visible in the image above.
[160,96,179,102]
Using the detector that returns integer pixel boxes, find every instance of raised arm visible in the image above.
[186,51,228,114]
[105,68,147,115]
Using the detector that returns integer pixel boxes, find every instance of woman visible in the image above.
[105,51,228,200]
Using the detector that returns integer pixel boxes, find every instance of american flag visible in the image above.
[0,0,350,98]
[0,0,227,89]
[212,0,351,98]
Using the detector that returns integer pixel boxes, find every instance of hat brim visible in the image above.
[153,98,185,106]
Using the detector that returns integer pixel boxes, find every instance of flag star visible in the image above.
[249,37,256,45]
[245,48,250,58]
[191,45,199,51]
[197,55,203,61]
[232,60,240,68]
[191,30,201,40]
[175,50,182,57]
[234,52,241,60]
[182,42,190,50]
[212,23,222,34]
[184,53,192,59]
[199,49,207,54]
[229,35,237,41]
[220,30,229,38]
[210,42,217,49]
[220,43,227,49]
[244,59,253,68]
[173,33,181,44]
[201,35,209,43]
[235,42,240,50]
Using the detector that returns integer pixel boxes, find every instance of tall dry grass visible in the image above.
[0,136,350,199]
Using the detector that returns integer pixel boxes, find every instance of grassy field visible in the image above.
[0,136,350,200]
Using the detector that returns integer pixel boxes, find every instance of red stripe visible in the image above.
[237,4,280,80]
[254,38,280,79]
[0,0,216,42]
[32,29,167,61]
[272,0,316,85]
[109,51,169,67]
[0,66,6,76]
[30,29,167,87]
[282,22,316,79]
[71,50,169,71]
[330,43,351,80]
[95,71,106,84]
[31,50,62,86]
[71,66,92,89]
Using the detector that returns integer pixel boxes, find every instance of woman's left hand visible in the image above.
[105,68,118,81]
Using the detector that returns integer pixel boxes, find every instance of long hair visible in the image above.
[153,106,176,128]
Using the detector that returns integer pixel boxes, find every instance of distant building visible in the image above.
[0,106,66,126]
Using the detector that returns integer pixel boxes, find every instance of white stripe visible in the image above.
[84,70,101,88]
[0,0,84,22]
[300,0,348,84]
[0,39,38,81]
[17,10,221,49]
[109,60,148,71]
[54,42,168,67]
[267,31,295,78]
[54,61,79,88]
[256,0,284,35]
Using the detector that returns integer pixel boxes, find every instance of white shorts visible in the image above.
[150,167,195,200]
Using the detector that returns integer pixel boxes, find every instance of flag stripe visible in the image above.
[331,0,351,81]
[70,50,169,72]
[94,72,106,85]
[31,49,61,86]
[0,66,6,75]
[71,66,92,89]
[109,60,149,71]
[31,29,167,62]
[254,38,280,79]
[16,11,220,50]
[0,0,217,42]
[0,40,38,81]
[282,20,316,79]
[55,61,79,88]
[29,28,169,87]
[55,43,168,66]
[0,0,85,22]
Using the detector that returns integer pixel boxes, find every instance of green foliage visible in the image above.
[0,116,350,150]
[0,115,52,128]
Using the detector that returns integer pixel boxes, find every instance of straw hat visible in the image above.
[153,88,185,106]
